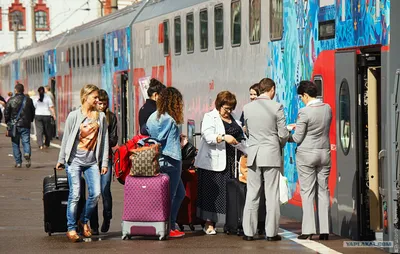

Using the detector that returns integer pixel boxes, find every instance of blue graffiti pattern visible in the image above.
[269,0,390,198]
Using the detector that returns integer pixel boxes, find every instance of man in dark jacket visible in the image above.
[4,83,35,168]
[0,94,6,123]
[138,78,166,135]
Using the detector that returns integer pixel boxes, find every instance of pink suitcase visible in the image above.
[121,174,170,240]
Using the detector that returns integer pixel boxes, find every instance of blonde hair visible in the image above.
[80,84,100,120]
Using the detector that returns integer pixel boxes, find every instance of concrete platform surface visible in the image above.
[0,126,387,254]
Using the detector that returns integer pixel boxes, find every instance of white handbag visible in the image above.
[279,173,289,205]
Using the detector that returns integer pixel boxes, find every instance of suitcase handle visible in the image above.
[53,164,65,189]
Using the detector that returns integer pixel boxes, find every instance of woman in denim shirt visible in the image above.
[146,87,186,238]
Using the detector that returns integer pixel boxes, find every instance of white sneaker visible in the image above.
[203,227,217,235]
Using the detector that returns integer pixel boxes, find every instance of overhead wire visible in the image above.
[37,1,90,41]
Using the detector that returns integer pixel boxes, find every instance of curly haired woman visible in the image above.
[146,87,186,238]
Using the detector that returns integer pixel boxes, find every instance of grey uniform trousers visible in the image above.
[243,165,280,237]
[296,148,330,234]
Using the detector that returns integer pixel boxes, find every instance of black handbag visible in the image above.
[181,142,196,171]
[6,97,26,138]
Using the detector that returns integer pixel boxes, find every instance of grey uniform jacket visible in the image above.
[58,109,109,168]
[291,101,332,151]
[243,94,289,168]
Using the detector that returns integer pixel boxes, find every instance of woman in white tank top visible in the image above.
[33,86,55,149]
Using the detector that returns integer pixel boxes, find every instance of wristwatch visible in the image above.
[221,134,225,141]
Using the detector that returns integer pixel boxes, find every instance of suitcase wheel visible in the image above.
[45,222,52,236]
[189,224,195,231]
[178,224,184,232]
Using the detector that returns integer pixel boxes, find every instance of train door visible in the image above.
[113,71,129,145]
[335,50,359,239]
[335,50,382,240]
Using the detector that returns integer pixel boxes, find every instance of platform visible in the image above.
[0,125,387,253]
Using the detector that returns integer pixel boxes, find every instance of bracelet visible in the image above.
[221,134,225,141]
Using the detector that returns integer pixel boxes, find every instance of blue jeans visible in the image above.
[159,155,185,230]
[66,163,101,231]
[90,160,113,229]
[11,127,31,164]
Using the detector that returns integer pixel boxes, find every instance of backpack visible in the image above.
[113,134,148,184]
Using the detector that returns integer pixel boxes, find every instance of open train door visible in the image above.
[334,50,360,239]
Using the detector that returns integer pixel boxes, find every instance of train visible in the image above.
[1,0,399,252]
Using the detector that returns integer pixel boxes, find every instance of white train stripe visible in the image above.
[279,229,342,254]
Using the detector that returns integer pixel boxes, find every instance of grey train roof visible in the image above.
[0,0,209,65]
[135,0,210,23]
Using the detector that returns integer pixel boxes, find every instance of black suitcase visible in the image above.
[43,168,85,236]
[224,150,266,236]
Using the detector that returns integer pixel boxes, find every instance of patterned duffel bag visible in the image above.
[129,138,161,177]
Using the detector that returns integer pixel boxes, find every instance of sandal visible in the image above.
[66,230,80,242]
[78,221,92,238]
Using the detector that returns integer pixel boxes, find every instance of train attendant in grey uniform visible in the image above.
[289,80,332,240]
[242,78,289,241]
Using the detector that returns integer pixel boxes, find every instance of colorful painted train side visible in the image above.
[1,1,399,252]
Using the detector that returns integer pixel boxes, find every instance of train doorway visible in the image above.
[335,49,382,240]
[113,71,129,145]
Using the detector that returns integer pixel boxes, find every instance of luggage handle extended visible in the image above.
[53,164,65,190]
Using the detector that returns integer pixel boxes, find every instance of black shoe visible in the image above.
[101,219,110,233]
[319,234,329,240]
[91,228,99,236]
[266,235,282,241]
[298,234,313,240]
[243,235,254,241]
[24,154,31,168]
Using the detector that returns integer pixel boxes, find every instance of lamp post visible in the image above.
[31,0,36,43]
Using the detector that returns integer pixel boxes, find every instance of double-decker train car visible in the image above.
[1,0,399,252]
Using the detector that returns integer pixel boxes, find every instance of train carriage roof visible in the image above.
[58,3,142,47]
[136,0,209,23]
[0,0,209,65]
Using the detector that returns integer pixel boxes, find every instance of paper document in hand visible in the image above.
[287,124,296,131]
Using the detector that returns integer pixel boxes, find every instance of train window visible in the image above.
[163,20,170,56]
[72,47,75,68]
[86,43,89,67]
[174,17,181,55]
[318,20,335,40]
[270,0,283,40]
[77,46,80,68]
[200,9,208,51]
[186,13,194,54]
[339,79,351,155]
[214,4,224,49]
[313,76,323,100]
[91,42,94,66]
[67,48,71,68]
[249,0,261,44]
[96,40,100,65]
[145,28,151,46]
[102,38,105,64]
[81,45,85,67]
[231,0,241,47]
